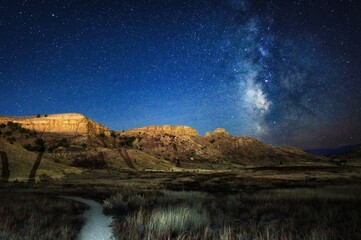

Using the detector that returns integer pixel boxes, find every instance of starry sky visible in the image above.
[0,0,361,149]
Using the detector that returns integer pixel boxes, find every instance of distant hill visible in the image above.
[335,145,361,160]
[0,138,81,182]
[0,113,331,182]
[305,144,361,156]
[118,126,328,167]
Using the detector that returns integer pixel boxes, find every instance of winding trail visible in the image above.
[61,196,114,240]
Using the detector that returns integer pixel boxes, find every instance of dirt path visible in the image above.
[61,196,114,240]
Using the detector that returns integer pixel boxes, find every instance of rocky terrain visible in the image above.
[0,113,110,136]
[0,112,331,182]
[117,126,326,167]
[123,125,198,136]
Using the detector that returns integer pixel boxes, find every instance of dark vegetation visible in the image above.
[47,138,70,152]
[72,153,108,169]
[24,138,46,152]
[104,188,361,240]
[0,192,86,240]
[118,136,136,147]
[0,151,10,183]
[0,122,36,145]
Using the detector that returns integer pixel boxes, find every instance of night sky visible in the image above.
[1,0,361,149]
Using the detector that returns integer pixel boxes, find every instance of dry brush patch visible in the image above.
[104,187,361,240]
[0,192,86,240]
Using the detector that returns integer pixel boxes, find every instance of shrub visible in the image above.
[7,121,21,131]
[4,131,12,136]
[58,138,70,148]
[19,127,30,134]
[99,133,106,138]
[148,205,208,236]
[47,138,69,152]
[72,153,107,169]
[0,123,6,128]
[119,136,136,147]
[210,139,216,144]
[6,137,16,144]
[36,114,41,118]
[23,144,32,151]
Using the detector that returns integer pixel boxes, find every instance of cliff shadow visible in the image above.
[28,152,43,184]
[117,148,135,169]
[0,151,10,183]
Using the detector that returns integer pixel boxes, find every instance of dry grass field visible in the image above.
[104,186,361,240]
[0,191,87,240]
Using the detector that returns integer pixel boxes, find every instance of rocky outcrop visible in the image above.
[0,113,110,136]
[205,128,229,137]
[123,125,198,136]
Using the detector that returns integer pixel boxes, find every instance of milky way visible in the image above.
[0,0,360,148]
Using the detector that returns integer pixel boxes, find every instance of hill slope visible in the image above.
[0,138,81,182]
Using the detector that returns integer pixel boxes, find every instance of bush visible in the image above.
[47,138,69,152]
[23,144,32,151]
[0,123,6,128]
[99,133,106,138]
[58,138,69,148]
[6,137,16,144]
[19,127,30,134]
[4,131,12,136]
[7,121,21,131]
[119,136,136,147]
[72,153,107,169]
[148,205,208,236]
[36,114,41,118]
[210,139,216,144]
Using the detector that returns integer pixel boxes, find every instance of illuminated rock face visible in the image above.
[0,113,110,136]
[124,125,198,136]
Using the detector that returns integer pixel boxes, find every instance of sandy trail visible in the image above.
[61,196,114,240]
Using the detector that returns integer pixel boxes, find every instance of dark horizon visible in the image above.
[1,0,361,149]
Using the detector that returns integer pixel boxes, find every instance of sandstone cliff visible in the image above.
[0,113,110,136]
[122,125,198,136]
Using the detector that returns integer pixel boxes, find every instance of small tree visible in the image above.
[34,138,45,152]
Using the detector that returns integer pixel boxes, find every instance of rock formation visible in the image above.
[123,125,198,136]
[0,113,110,136]
[205,128,229,137]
